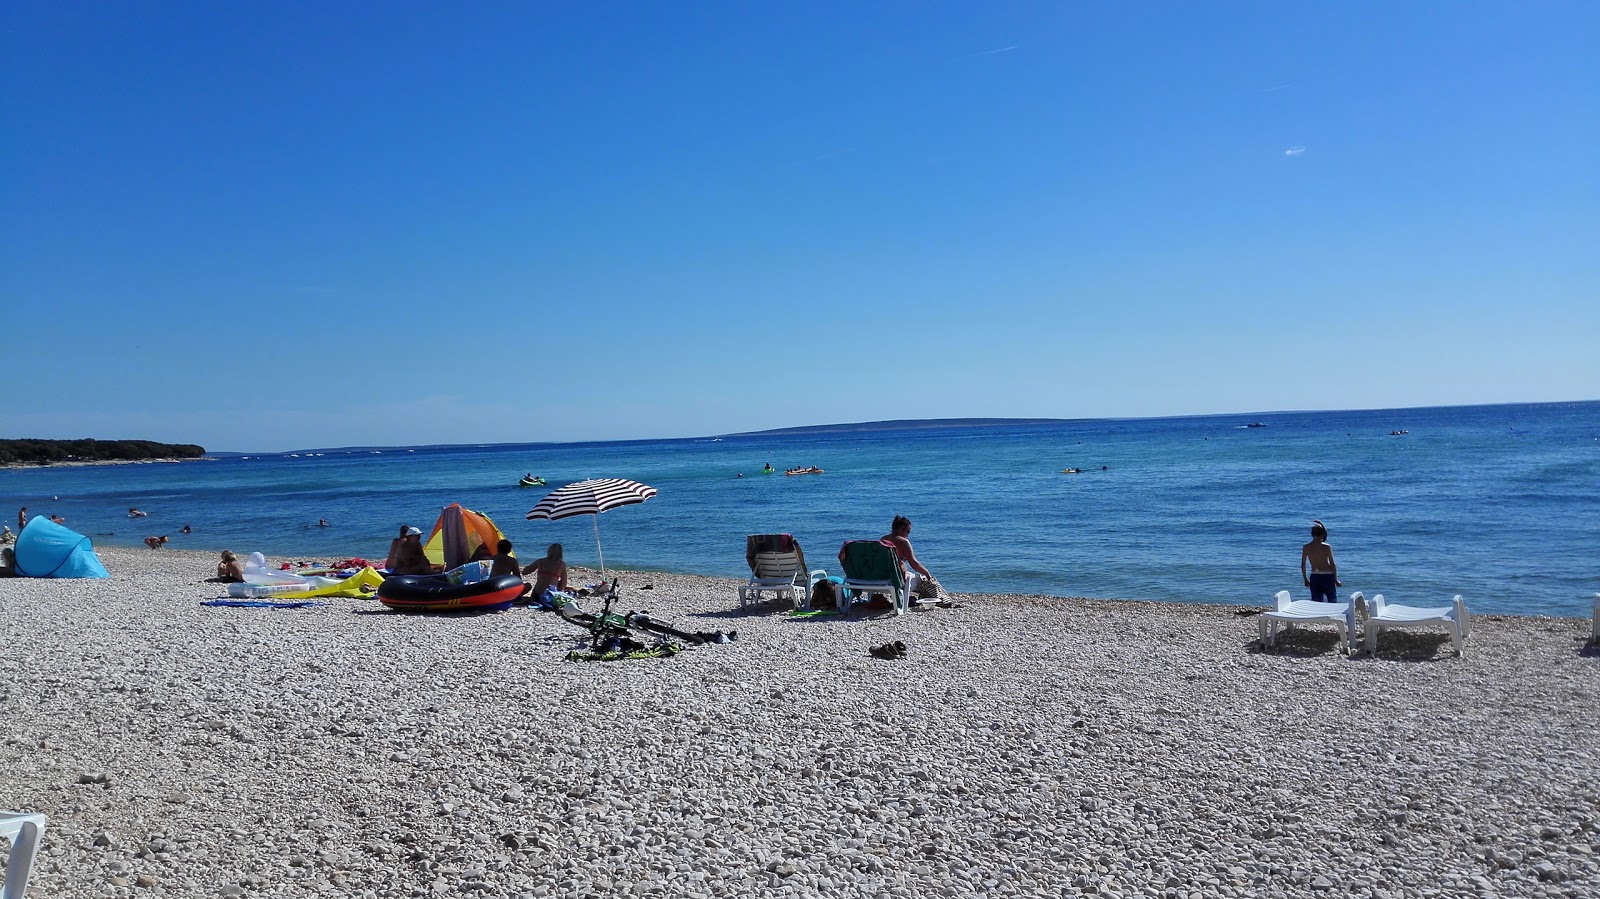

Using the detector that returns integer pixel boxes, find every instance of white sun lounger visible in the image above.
[1,811,46,899]
[1259,590,1355,653]
[739,548,825,611]
[1357,593,1471,656]
[1590,593,1598,644]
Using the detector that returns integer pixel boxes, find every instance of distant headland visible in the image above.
[0,439,206,467]
[726,418,1076,437]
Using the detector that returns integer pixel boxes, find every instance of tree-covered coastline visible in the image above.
[0,439,206,466]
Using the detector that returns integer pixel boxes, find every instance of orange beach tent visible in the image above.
[423,503,510,570]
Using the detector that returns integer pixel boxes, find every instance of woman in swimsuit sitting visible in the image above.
[520,543,569,601]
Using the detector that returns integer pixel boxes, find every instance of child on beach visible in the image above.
[1300,520,1342,602]
[489,539,519,579]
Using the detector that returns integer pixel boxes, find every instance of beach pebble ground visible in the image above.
[2,546,1597,898]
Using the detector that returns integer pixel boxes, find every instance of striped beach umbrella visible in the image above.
[526,478,657,578]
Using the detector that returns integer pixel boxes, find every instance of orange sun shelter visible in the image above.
[423,503,510,570]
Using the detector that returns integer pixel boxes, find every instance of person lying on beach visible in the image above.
[520,543,568,599]
[1300,520,1341,602]
[390,527,435,575]
[882,515,944,601]
[217,550,245,582]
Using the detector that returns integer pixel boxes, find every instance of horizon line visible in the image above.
[202,397,1597,456]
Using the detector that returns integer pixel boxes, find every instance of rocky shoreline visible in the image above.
[0,457,212,471]
[2,545,1597,898]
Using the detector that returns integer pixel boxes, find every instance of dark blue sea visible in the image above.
[4,402,1596,616]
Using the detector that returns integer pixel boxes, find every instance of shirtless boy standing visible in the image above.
[1300,520,1342,602]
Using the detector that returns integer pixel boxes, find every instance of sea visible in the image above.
[3,401,1596,617]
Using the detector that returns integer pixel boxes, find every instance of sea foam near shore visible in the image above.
[2,545,1598,898]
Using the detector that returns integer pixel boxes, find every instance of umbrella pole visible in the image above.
[592,514,605,580]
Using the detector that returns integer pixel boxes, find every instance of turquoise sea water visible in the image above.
[3,402,1596,616]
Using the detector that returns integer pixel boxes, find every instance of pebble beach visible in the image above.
[3,545,1598,899]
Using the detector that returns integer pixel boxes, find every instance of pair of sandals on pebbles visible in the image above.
[869,640,908,660]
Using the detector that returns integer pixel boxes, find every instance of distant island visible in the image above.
[726,418,1076,437]
[0,439,206,467]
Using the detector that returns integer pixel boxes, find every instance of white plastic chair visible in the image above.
[1,812,46,899]
[738,549,825,610]
[1357,593,1471,656]
[1258,589,1355,653]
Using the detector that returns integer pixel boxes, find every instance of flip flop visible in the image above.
[868,643,898,660]
[892,640,907,658]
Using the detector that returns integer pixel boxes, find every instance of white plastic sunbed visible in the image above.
[1259,590,1355,653]
[1,811,46,899]
[1356,593,1471,656]
[739,548,825,611]
[1590,593,1598,644]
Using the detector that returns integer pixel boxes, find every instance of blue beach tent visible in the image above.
[13,517,110,578]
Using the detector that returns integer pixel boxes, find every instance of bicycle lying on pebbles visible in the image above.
[544,578,737,660]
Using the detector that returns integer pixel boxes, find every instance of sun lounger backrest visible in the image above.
[746,534,795,569]
[751,550,802,580]
[839,540,903,587]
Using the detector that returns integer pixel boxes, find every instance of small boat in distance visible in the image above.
[785,466,824,476]
[519,474,546,487]
[1390,430,1409,436]
[1245,422,1266,428]
[1061,467,1082,474]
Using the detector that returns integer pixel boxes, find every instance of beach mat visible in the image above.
[785,608,838,620]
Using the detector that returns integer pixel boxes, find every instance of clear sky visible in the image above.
[2,2,1595,452]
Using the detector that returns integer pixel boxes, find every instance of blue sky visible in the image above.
[2,1,1595,452]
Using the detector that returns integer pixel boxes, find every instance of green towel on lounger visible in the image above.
[839,540,903,587]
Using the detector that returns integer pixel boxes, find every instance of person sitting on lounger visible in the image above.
[882,515,944,601]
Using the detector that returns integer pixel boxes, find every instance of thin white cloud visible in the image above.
[1284,146,1306,157]
[966,44,1018,59]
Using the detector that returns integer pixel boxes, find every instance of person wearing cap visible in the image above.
[390,526,434,575]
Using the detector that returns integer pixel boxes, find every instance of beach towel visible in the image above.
[201,600,327,609]
[746,533,795,568]
[838,540,903,586]
[785,608,838,620]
